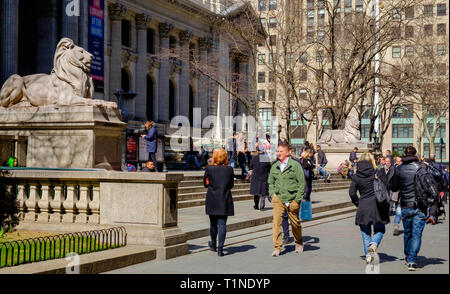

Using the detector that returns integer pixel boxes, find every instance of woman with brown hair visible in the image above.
[203,148,235,256]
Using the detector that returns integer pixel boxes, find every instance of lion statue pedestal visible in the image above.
[316,116,371,170]
[0,38,126,170]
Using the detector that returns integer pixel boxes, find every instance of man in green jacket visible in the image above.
[268,143,305,256]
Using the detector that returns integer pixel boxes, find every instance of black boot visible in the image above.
[208,241,217,252]
[217,247,224,257]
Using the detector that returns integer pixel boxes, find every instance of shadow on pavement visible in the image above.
[377,253,399,264]
[417,256,447,268]
[189,244,206,251]
[224,245,257,256]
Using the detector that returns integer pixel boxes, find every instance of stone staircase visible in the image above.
[178,172,351,209]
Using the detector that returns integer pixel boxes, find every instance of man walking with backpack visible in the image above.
[390,146,440,271]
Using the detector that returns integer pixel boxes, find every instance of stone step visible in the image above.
[178,184,351,208]
[185,200,356,241]
[181,173,346,182]
[188,208,357,254]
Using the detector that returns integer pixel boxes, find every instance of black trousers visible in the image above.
[148,152,157,165]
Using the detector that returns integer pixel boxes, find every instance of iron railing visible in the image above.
[0,227,126,268]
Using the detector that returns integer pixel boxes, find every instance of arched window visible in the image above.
[169,80,175,121]
[146,75,154,121]
[121,69,130,92]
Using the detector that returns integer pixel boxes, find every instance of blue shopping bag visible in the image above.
[300,200,312,221]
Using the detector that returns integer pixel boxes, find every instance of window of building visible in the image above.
[258,54,265,65]
[269,53,275,64]
[258,72,266,83]
[424,24,433,36]
[427,123,446,138]
[269,71,275,82]
[259,0,266,11]
[424,143,446,159]
[392,46,401,58]
[425,63,434,75]
[405,6,415,18]
[307,0,314,10]
[318,9,325,25]
[147,29,155,54]
[405,46,414,56]
[393,8,401,19]
[423,45,433,57]
[405,26,414,38]
[355,0,363,12]
[392,124,414,138]
[392,144,411,156]
[259,109,272,133]
[268,89,276,101]
[437,44,447,55]
[316,51,324,63]
[317,30,325,41]
[121,68,130,92]
[344,0,352,13]
[437,23,446,36]
[361,105,373,119]
[269,35,277,46]
[122,19,131,47]
[424,5,433,17]
[393,105,414,118]
[437,63,447,76]
[437,3,446,16]
[269,17,277,28]
[299,89,307,99]
[334,0,341,12]
[260,17,267,28]
[307,10,315,26]
[269,0,277,10]
[306,31,315,43]
[258,89,266,100]
[361,125,370,138]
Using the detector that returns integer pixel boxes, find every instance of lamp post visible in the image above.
[440,137,444,164]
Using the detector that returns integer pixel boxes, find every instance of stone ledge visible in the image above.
[0,245,156,274]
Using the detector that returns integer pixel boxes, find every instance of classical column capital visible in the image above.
[108,3,127,21]
[179,31,193,45]
[159,22,174,38]
[135,13,151,30]
[198,37,212,50]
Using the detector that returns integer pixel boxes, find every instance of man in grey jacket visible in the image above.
[316,145,330,182]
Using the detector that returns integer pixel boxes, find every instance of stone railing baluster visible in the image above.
[37,184,51,222]
[24,184,39,222]
[62,184,77,223]
[75,184,89,223]
[89,185,100,224]
[50,185,64,223]
[16,184,26,220]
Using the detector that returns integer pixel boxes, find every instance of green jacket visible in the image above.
[268,157,305,203]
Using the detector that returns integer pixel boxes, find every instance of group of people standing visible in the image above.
[349,146,448,271]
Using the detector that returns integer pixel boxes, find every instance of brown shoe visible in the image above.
[295,243,304,253]
[271,249,281,257]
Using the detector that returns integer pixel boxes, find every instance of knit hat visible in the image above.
[127,163,136,172]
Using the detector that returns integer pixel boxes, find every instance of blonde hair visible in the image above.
[359,152,377,169]
[300,150,310,159]
[211,148,229,166]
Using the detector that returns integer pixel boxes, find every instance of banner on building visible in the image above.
[88,0,104,92]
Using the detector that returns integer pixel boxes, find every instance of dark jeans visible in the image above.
[402,208,426,264]
[238,152,247,178]
[209,215,228,248]
[148,152,157,165]
[184,154,202,169]
[304,180,312,202]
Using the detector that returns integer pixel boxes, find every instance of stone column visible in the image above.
[62,0,79,44]
[158,22,173,123]
[0,0,19,85]
[108,3,127,102]
[78,0,89,49]
[238,56,249,132]
[179,31,192,121]
[36,0,59,74]
[135,13,151,121]
[198,37,211,124]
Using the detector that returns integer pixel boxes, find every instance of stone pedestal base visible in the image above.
[320,144,371,170]
[0,106,126,170]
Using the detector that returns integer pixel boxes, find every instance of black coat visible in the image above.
[249,154,271,195]
[389,156,420,208]
[203,165,235,216]
[349,161,390,226]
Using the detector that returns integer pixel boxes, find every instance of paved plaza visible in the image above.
[106,206,449,275]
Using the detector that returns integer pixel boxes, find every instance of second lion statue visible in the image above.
[0,38,116,108]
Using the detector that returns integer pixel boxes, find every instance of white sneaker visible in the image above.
[365,254,373,264]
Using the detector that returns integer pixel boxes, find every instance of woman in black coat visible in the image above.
[349,152,390,264]
[249,146,272,210]
[299,150,314,202]
[203,148,235,257]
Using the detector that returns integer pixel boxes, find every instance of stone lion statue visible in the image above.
[0,38,116,108]
[317,116,363,145]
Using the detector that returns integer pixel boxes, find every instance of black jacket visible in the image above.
[203,165,235,216]
[317,149,327,165]
[349,160,390,225]
[249,154,271,196]
[299,157,314,182]
[389,155,420,208]
[378,165,395,191]
[349,151,358,163]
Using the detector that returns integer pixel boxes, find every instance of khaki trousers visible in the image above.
[272,195,303,250]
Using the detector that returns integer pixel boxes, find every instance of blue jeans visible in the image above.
[360,224,385,256]
[402,208,426,264]
[318,163,329,178]
[394,203,402,225]
[209,215,228,248]
[184,154,201,169]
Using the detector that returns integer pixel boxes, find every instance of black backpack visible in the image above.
[373,174,390,203]
[414,164,440,212]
